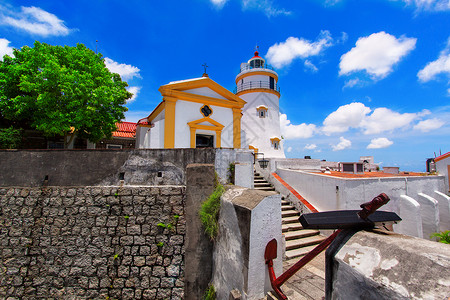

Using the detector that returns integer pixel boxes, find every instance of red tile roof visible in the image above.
[435,151,450,162]
[113,122,136,138]
[320,171,427,178]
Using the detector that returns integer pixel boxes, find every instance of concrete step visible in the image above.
[267,287,309,300]
[281,205,294,211]
[285,235,326,251]
[284,229,320,241]
[255,187,276,191]
[281,200,290,206]
[285,243,324,260]
[281,210,300,218]
[254,182,272,187]
[282,223,303,232]
[282,216,300,224]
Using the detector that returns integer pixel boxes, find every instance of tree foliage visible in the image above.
[0,126,22,149]
[0,41,131,147]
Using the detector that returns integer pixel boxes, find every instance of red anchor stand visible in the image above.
[265,193,401,300]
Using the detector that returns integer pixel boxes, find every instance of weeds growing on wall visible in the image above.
[203,283,216,300]
[227,163,235,184]
[431,230,450,244]
[199,179,225,241]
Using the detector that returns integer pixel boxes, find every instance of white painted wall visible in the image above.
[240,91,285,158]
[417,193,439,239]
[395,195,423,238]
[184,87,227,100]
[435,155,450,192]
[435,191,450,231]
[174,99,234,148]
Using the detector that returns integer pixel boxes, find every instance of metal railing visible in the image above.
[239,64,276,73]
[234,81,281,94]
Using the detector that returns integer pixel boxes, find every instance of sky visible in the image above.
[0,0,449,171]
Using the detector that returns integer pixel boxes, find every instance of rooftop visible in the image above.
[113,122,136,138]
[320,171,428,179]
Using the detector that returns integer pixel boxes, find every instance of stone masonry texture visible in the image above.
[0,186,186,299]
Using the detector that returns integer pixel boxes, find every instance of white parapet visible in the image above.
[417,193,440,240]
[235,162,254,189]
[395,195,423,238]
[434,191,450,231]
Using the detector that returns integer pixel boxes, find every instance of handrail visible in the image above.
[239,64,276,72]
[234,81,281,94]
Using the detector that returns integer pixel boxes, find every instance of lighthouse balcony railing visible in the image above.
[239,64,276,73]
[234,81,281,94]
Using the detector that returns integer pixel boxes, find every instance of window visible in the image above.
[270,137,281,150]
[256,105,268,118]
[269,77,275,90]
[196,134,214,148]
[107,144,122,149]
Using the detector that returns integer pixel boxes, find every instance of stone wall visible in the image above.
[0,186,185,299]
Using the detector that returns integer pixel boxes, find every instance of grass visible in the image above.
[203,283,216,300]
[431,230,450,244]
[199,183,225,241]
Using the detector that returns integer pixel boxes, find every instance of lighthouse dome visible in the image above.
[248,51,265,69]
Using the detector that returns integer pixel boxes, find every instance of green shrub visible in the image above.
[431,230,450,244]
[203,283,216,300]
[199,183,225,240]
[0,127,22,149]
[227,163,235,184]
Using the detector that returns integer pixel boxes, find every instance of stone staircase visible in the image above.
[253,171,325,260]
[254,172,275,191]
[281,200,325,259]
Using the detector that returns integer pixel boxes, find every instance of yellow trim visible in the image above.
[160,77,246,107]
[235,71,278,84]
[237,88,280,98]
[233,108,242,149]
[160,89,245,109]
[188,117,224,148]
[249,145,258,154]
[138,124,153,128]
[164,99,176,148]
[256,105,268,111]
[147,101,165,123]
[270,137,281,142]
[200,104,213,117]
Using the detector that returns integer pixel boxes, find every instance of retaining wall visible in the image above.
[0,186,185,299]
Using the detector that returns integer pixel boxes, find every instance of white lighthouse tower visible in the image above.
[235,50,285,158]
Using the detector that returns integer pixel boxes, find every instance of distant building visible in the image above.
[435,151,450,192]
[95,122,137,149]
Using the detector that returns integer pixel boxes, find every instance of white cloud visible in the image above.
[322,102,371,135]
[417,40,450,82]
[304,144,317,150]
[322,102,427,135]
[242,0,291,17]
[126,86,141,103]
[332,137,351,151]
[304,60,318,72]
[0,6,71,36]
[343,78,364,89]
[413,118,445,132]
[360,107,419,134]
[210,0,228,8]
[266,31,333,68]
[287,146,292,152]
[280,113,317,139]
[0,38,13,60]
[339,31,416,79]
[367,137,394,149]
[104,58,141,81]
[400,0,450,11]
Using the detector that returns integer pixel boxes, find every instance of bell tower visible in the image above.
[235,50,285,158]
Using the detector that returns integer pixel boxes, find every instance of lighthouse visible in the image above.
[235,50,285,158]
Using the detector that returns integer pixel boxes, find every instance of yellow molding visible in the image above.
[159,77,246,106]
[270,137,281,142]
[138,124,153,128]
[188,117,224,148]
[146,102,165,123]
[161,89,245,109]
[236,88,280,98]
[249,145,258,154]
[256,105,268,111]
[164,100,176,148]
[200,104,213,117]
[233,108,242,149]
[235,71,278,84]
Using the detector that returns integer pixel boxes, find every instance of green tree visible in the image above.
[0,41,131,148]
[0,126,22,149]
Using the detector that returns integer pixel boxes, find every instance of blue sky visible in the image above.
[0,0,449,171]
